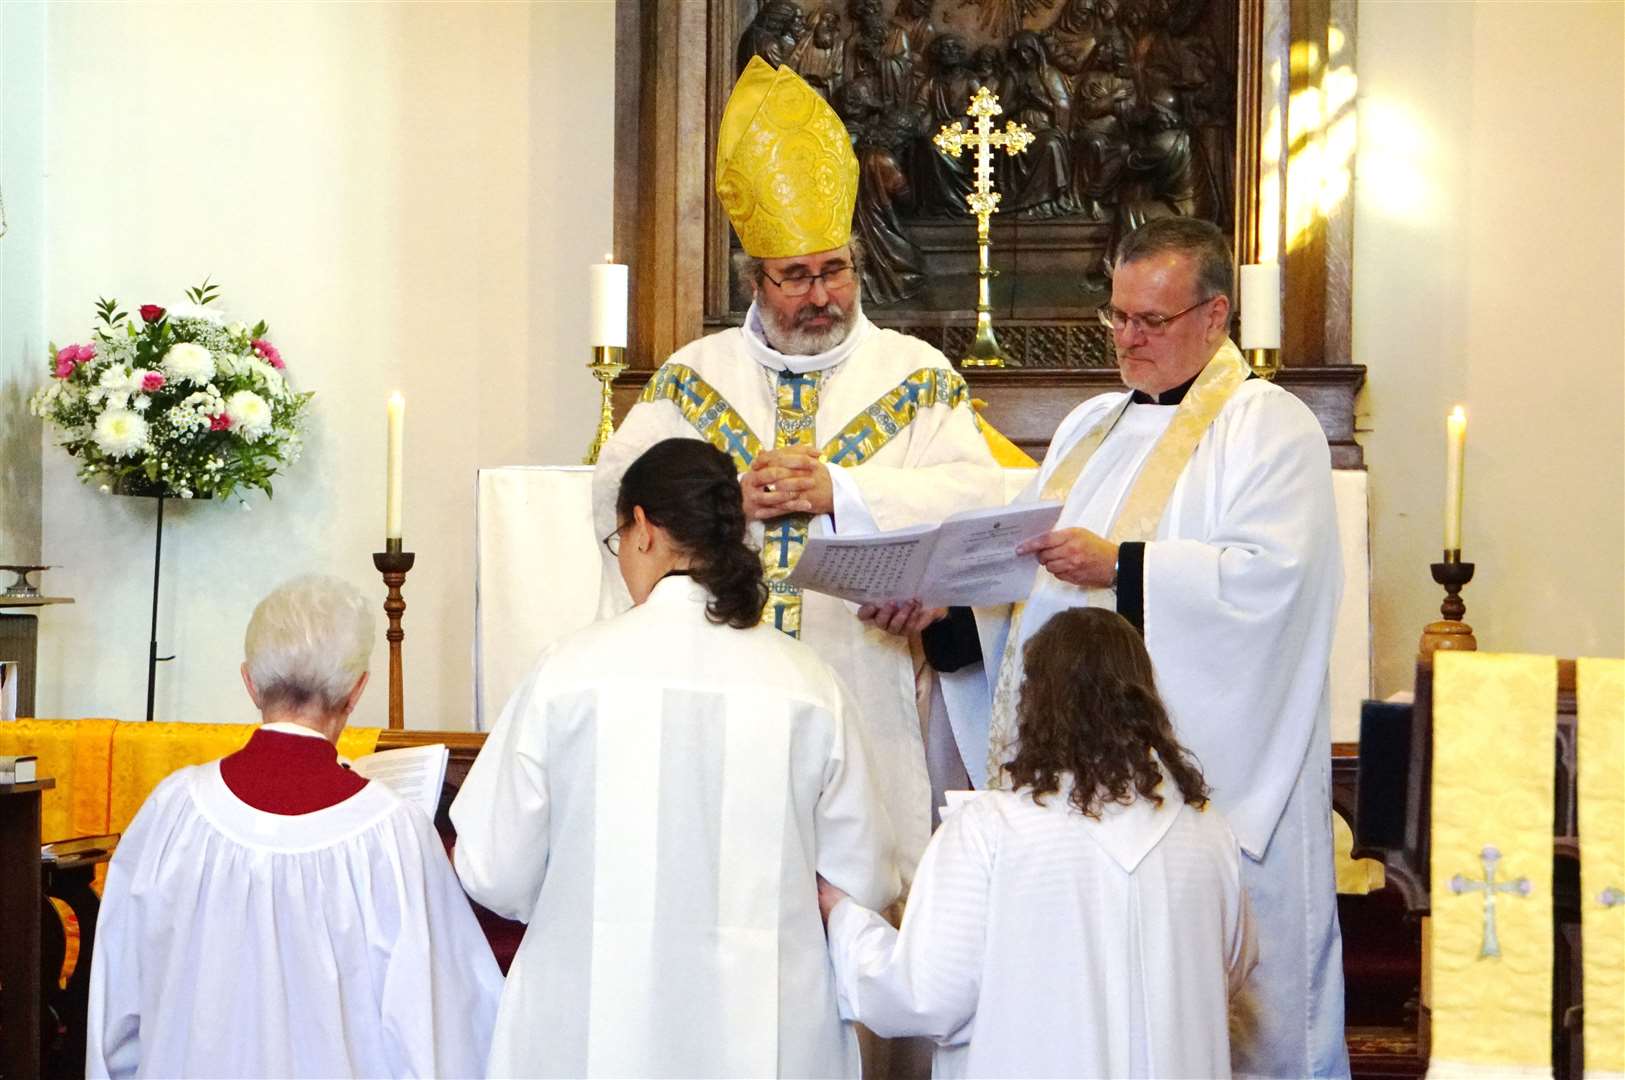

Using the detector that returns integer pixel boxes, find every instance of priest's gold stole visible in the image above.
[1578,657,1625,1077]
[1430,652,1555,1074]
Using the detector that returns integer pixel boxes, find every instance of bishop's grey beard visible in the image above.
[759,290,864,356]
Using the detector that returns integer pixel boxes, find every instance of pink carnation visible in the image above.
[53,343,95,378]
[209,413,232,432]
[251,338,284,370]
[141,371,166,392]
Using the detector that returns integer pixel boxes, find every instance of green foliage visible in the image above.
[183,276,221,307]
[95,297,128,328]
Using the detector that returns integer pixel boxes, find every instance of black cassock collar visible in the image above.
[1129,368,1258,406]
[1129,371,1201,406]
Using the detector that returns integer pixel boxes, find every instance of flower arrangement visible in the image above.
[31,279,312,501]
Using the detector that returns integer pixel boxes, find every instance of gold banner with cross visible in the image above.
[1430,652,1556,1076]
[1578,657,1625,1076]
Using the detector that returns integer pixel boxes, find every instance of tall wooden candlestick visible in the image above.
[1419,552,1476,661]
[372,541,415,730]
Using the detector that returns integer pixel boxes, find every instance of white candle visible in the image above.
[1238,263,1282,350]
[1444,405,1466,552]
[386,392,405,541]
[589,255,628,348]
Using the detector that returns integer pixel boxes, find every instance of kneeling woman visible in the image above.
[818,607,1257,1079]
[453,438,900,1078]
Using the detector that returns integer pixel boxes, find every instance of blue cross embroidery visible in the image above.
[780,373,818,411]
[676,373,706,407]
[766,520,800,567]
[897,377,929,410]
[718,423,752,461]
[829,427,871,464]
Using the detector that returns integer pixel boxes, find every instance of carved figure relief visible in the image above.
[730,0,1238,346]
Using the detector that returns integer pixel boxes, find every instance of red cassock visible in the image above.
[219,728,366,813]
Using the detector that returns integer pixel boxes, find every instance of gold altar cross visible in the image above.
[933,86,1033,367]
[933,86,1034,236]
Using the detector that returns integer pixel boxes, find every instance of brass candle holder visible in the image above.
[372,538,415,730]
[1419,550,1476,660]
[1247,346,1281,380]
[584,345,627,465]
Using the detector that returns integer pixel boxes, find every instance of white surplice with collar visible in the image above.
[86,764,502,1079]
[451,575,901,1079]
[944,350,1350,1078]
[826,784,1257,1079]
[591,307,1002,880]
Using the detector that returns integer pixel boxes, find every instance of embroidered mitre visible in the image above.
[715,56,857,259]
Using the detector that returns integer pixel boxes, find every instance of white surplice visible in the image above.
[826,785,1256,1079]
[86,764,502,1079]
[450,575,901,1079]
[945,378,1350,1078]
[592,320,1002,881]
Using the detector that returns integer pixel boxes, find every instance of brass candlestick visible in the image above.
[934,86,1034,369]
[584,345,627,464]
[372,539,415,730]
[1247,346,1281,380]
[1419,551,1476,660]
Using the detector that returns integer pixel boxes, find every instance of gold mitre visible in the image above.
[715,56,858,259]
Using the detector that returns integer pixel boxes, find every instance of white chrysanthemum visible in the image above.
[225,389,272,440]
[161,342,215,384]
[98,366,142,396]
[247,357,285,392]
[133,394,152,412]
[93,409,149,458]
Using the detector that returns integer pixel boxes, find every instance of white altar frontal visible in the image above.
[475,465,1371,742]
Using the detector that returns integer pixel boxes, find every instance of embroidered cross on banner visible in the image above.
[1450,845,1533,959]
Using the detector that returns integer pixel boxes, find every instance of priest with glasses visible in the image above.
[879,216,1349,1078]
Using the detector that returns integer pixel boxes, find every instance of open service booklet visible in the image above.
[348,743,449,821]
[786,501,1064,607]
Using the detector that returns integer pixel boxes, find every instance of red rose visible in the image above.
[139,304,166,322]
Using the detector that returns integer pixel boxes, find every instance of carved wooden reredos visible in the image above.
[611,0,1363,464]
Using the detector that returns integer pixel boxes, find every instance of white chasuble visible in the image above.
[592,324,1002,880]
[955,371,1349,1078]
[86,766,502,1079]
[826,787,1256,1079]
[451,576,900,1079]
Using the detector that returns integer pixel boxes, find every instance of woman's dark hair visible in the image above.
[1003,607,1210,817]
[616,438,768,629]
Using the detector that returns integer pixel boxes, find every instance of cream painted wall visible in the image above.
[0,1,47,563]
[32,1,613,728]
[1355,0,1625,695]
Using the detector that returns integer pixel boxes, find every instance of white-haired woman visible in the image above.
[87,574,501,1079]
